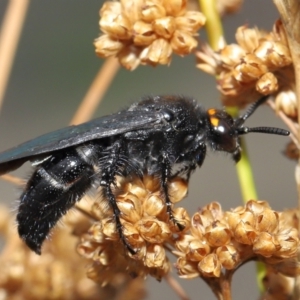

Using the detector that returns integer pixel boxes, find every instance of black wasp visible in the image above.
[0,95,289,255]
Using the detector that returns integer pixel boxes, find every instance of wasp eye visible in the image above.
[208,111,237,153]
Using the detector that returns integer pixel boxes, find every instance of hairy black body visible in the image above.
[0,95,289,254]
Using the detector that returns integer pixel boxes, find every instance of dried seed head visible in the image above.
[175,200,300,279]
[78,175,188,282]
[95,0,205,69]
[196,21,294,108]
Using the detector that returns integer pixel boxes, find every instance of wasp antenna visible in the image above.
[235,96,269,127]
[238,126,290,136]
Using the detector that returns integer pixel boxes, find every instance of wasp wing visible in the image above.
[0,110,164,175]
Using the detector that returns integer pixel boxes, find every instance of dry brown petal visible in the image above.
[143,175,161,193]
[77,239,102,259]
[118,45,142,70]
[218,71,245,97]
[216,245,240,270]
[220,44,246,66]
[272,19,289,47]
[246,200,271,216]
[141,38,172,65]
[235,26,263,53]
[123,180,148,199]
[153,17,176,39]
[100,1,122,17]
[266,42,292,68]
[163,0,187,17]
[204,221,231,247]
[226,210,255,230]
[176,257,199,278]
[170,207,190,232]
[117,194,143,223]
[94,35,125,58]
[122,221,145,248]
[256,72,278,94]
[175,234,199,254]
[171,30,198,55]
[100,12,132,40]
[274,228,299,258]
[198,253,221,277]
[120,0,143,22]
[169,177,188,203]
[144,244,167,268]
[192,211,212,229]
[234,221,256,245]
[185,239,211,261]
[202,202,224,220]
[196,46,219,75]
[102,217,118,240]
[143,194,165,217]
[254,40,292,68]
[254,208,279,233]
[175,11,206,33]
[133,21,157,46]
[137,217,171,243]
[140,0,166,22]
[233,54,268,83]
[87,222,106,243]
[275,89,297,118]
[253,232,280,257]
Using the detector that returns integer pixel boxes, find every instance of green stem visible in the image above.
[199,0,223,50]
[198,0,265,293]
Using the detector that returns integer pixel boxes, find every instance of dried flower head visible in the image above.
[78,175,189,282]
[0,205,112,300]
[196,20,296,116]
[95,0,206,69]
[174,201,300,279]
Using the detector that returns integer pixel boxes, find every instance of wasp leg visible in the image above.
[161,152,185,230]
[17,147,96,254]
[99,140,136,255]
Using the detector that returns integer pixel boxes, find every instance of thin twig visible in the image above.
[164,273,190,300]
[0,173,25,186]
[0,0,30,110]
[70,57,120,125]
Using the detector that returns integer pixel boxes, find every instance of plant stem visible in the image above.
[0,0,29,112]
[70,57,120,125]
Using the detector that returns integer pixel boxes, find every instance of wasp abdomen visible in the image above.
[17,147,97,254]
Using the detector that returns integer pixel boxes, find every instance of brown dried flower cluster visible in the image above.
[196,20,296,118]
[0,204,147,300]
[77,176,189,282]
[94,0,206,70]
[174,201,300,279]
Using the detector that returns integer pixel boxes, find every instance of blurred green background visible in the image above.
[0,1,296,299]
